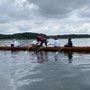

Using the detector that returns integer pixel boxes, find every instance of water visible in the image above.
[0,39,90,90]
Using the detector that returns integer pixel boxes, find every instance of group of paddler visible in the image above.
[11,36,73,48]
[30,36,73,47]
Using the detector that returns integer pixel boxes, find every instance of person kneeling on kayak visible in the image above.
[64,37,73,47]
[36,36,48,47]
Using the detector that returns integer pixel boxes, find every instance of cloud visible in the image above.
[0,0,90,35]
[28,0,90,18]
[0,0,39,23]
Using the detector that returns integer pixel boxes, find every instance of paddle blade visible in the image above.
[55,52,58,54]
[25,51,27,53]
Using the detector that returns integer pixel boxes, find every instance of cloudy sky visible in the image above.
[0,0,90,35]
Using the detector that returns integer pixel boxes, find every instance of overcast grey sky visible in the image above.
[0,0,90,35]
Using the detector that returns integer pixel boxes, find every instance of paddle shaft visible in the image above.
[47,44,53,46]
[34,47,42,52]
[25,46,31,53]
[56,47,63,54]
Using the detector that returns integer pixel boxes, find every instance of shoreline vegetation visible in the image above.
[0,32,90,40]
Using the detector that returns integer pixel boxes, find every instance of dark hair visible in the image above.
[37,37,40,41]
[68,37,71,40]
[54,37,58,40]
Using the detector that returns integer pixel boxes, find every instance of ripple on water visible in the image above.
[16,78,43,86]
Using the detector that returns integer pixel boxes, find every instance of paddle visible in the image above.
[55,47,63,54]
[47,44,53,47]
[25,40,34,53]
[25,46,31,53]
[25,46,43,54]
[19,44,25,47]
[48,44,53,46]
[32,47,42,54]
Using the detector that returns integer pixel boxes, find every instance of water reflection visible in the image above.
[31,51,73,63]
[68,52,73,63]
[64,52,73,63]
[9,50,74,64]
[8,50,73,64]
[10,51,21,59]
[54,54,58,61]
[35,51,48,63]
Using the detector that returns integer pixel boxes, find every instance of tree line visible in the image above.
[48,34,90,39]
[0,32,47,39]
[0,32,90,39]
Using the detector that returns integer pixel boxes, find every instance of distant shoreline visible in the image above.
[0,32,90,39]
[0,38,90,40]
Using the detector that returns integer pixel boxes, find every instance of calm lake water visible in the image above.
[0,38,90,90]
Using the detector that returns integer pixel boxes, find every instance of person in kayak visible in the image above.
[30,40,38,47]
[36,36,48,47]
[11,39,20,47]
[53,37,60,47]
[47,37,60,47]
[64,37,73,47]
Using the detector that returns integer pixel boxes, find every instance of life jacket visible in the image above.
[68,40,73,47]
[37,36,44,41]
